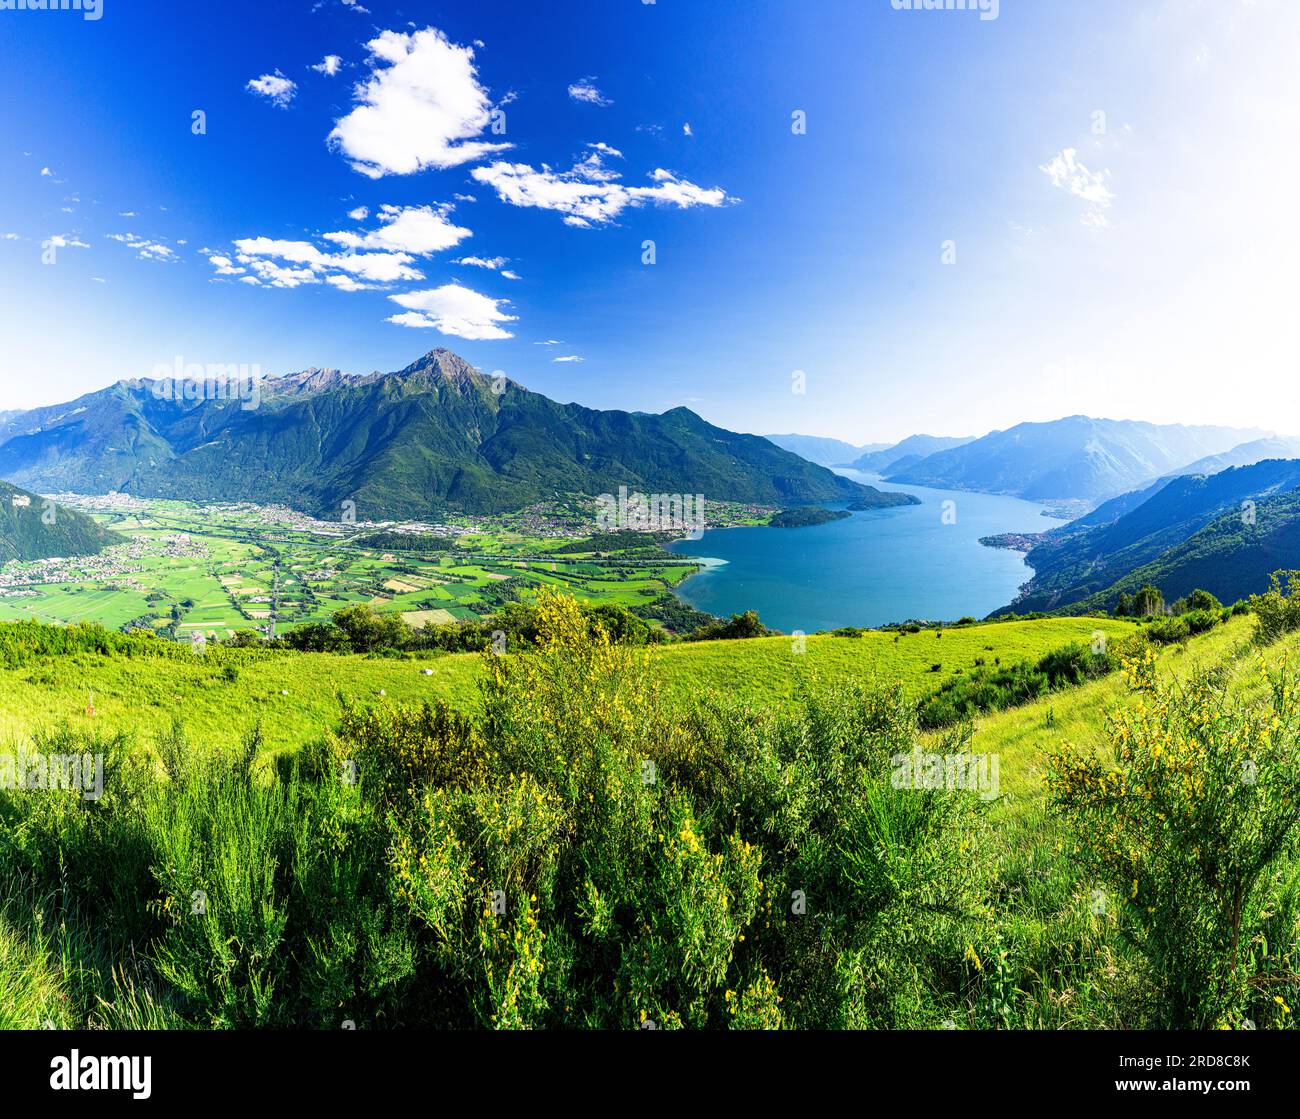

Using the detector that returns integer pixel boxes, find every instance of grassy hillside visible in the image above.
[0,616,1139,755]
[2,603,1294,1032]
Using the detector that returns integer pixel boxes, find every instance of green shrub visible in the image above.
[1046,649,1300,1028]
[1251,570,1300,645]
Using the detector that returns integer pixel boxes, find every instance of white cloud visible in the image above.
[118,211,138,218]
[207,253,245,276]
[326,273,377,292]
[552,355,584,363]
[571,150,621,183]
[233,237,333,268]
[534,339,564,345]
[683,122,693,137]
[218,203,472,291]
[323,203,471,254]
[240,258,319,288]
[328,27,511,178]
[471,160,731,227]
[40,167,53,177]
[454,255,521,280]
[108,233,177,261]
[1040,147,1114,229]
[347,205,369,221]
[387,283,517,339]
[2,233,20,240]
[230,236,423,285]
[330,252,422,282]
[587,141,623,159]
[46,235,90,249]
[568,78,612,107]
[313,55,343,76]
[246,71,298,109]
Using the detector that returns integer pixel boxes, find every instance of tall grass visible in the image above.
[0,592,1295,1029]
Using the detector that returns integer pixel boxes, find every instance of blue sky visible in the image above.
[1,0,1297,442]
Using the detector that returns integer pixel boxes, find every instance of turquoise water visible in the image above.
[665,471,1051,631]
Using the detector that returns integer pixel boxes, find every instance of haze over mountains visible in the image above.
[762,434,889,469]
[883,417,1266,504]
[0,350,912,522]
[849,435,976,476]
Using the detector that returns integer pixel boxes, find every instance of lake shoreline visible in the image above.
[664,475,1051,631]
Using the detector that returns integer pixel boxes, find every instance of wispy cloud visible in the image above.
[246,71,297,109]
[109,233,179,262]
[1040,147,1114,230]
[552,355,584,363]
[312,55,342,76]
[472,160,731,228]
[568,77,612,106]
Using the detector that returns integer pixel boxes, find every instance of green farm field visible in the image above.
[0,497,697,636]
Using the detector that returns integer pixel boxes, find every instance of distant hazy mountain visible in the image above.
[998,457,1300,614]
[887,416,1266,504]
[0,350,915,520]
[1164,436,1300,480]
[763,434,888,468]
[848,434,975,474]
[0,480,121,564]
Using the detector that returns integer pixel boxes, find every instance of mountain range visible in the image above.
[762,434,889,468]
[848,434,976,475]
[883,416,1265,503]
[997,458,1300,614]
[0,350,913,522]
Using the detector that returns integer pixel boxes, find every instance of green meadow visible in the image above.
[0,614,1140,758]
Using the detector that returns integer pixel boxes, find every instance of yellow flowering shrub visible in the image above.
[1046,651,1300,1027]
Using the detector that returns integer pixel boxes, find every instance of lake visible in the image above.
[665,471,1051,631]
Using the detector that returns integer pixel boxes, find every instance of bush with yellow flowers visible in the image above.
[0,589,993,1030]
[339,590,990,1028]
[1046,648,1300,1028]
